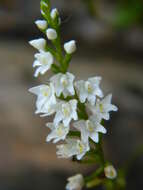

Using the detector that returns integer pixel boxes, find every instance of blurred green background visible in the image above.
[0,0,143,189]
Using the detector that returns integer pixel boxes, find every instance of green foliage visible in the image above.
[114,0,143,28]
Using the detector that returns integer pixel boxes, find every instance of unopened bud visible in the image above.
[50,8,59,20]
[64,40,77,54]
[46,28,57,40]
[35,20,47,30]
[29,38,46,51]
[104,165,117,179]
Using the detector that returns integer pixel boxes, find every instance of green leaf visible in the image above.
[114,0,143,28]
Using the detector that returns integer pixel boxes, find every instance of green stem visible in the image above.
[41,0,65,71]
[63,53,72,72]
[85,167,104,182]
[97,134,105,166]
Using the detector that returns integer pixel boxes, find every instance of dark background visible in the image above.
[0,0,143,189]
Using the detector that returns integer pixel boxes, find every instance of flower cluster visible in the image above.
[29,74,117,160]
[29,1,118,189]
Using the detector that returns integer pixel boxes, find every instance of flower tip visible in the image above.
[114,105,118,111]
[28,87,35,94]
[50,8,59,19]
[29,38,46,51]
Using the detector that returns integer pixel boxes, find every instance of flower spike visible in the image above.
[28,1,119,189]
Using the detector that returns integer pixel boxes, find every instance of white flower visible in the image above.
[75,77,103,105]
[35,20,47,30]
[46,28,57,40]
[104,165,117,179]
[75,139,90,160]
[74,116,106,144]
[56,138,89,160]
[87,94,118,120]
[29,83,56,115]
[66,174,84,190]
[57,139,78,159]
[54,99,78,126]
[29,38,46,51]
[50,8,59,20]
[50,72,75,98]
[33,51,54,77]
[64,40,77,54]
[46,122,69,143]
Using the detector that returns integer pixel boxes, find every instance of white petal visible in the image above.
[54,112,62,125]
[63,90,69,98]
[90,132,99,143]
[79,93,87,103]
[46,134,54,142]
[33,60,41,68]
[67,72,75,81]
[96,124,107,134]
[73,120,85,129]
[88,95,96,105]
[70,99,77,109]
[29,85,43,95]
[102,94,112,104]
[29,38,46,51]
[63,118,71,126]
[88,76,102,84]
[72,111,78,121]
[40,65,51,75]
[77,153,85,160]
[34,67,42,77]
[103,113,110,120]
[67,85,75,96]
[56,85,63,97]
[96,88,104,98]
[111,105,118,111]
